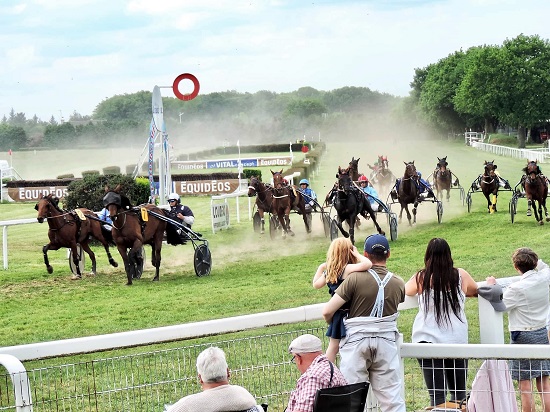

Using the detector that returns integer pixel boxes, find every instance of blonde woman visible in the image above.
[312,237,372,362]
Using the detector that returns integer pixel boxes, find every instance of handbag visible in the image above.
[312,362,369,412]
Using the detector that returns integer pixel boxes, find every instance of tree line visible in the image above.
[2,32,550,151]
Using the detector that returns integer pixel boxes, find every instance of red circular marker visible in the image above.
[173,73,200,101]
[301,145,309,153]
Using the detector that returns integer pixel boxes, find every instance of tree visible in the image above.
[0,124,28,150]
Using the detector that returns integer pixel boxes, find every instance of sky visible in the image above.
[2,0,550,122]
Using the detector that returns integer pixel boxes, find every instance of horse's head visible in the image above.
[524,160,541,178]
[403,161,418,180]
[248,176,261,197]
[484,160,497,177]
[103,185,124,220]
[35,194,61,223]
[378,155,388,170]
[437,156,448,171]
[348,157,360,172]
[337,168,353,194]
[271,169,285,190]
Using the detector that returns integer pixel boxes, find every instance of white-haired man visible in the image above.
[168,346,261,412]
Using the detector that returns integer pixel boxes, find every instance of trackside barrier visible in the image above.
[1,218,36,269]
[472,141,549,163]
[0,277,525,411]
[210,179,252,233]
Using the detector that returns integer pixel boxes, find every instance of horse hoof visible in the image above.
[527,211,532,216]
[87,272,96,277]
[47,266,53,274]
[70,274,82,280]
[260,230,265,234]
[152,277,159,282]
[110,260,119,268]
[126,282,132,286]
[546,217,550,222]
[289,231,295,237]
[539,220,544,226]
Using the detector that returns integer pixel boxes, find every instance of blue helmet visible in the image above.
[299,179,309,186]
[417,172,422,178]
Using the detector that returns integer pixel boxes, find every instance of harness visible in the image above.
[368,269,393,318]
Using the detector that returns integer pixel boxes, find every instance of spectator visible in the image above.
[358,175,381,211]
[298,179,317,212]
[486,248,550,412]
[405,238,478,410]
[312,238,372,362]
[167,346,261,412]
[322,234,406,412]
[287,334,347,412]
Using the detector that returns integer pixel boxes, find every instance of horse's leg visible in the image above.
[527,198,532,216]
[349,215,355,245]
[543,199,550,222]
[103,243,118,268]
[446,188,450,202]
[116,244,133,285]
[412,201,419,224]
[285,212,295,237]
[151,243,161,281]
[259,209,265,234]
[335,216,349,238]
[536,200,544,225]
[42,243,54,274]
[302,208,311,234]
[492,192,498,213]
[79,241,97,276]
[69,242,83,279]
[132,241,144,279]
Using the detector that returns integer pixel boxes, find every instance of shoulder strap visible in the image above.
[368,269,393,318]
[328,360,334,387]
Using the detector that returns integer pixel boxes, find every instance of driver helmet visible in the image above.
[167,192,180,204]
[417,172,422,178]
[358,175,368,183]
[299,178,310,186]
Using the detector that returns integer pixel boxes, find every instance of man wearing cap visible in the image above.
[322,234,406,412]
[287,334,347,412]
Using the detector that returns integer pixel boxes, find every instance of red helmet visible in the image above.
[358,175,368,182]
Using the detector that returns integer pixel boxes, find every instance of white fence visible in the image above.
[472,141,550,163]
[0,277,543,411]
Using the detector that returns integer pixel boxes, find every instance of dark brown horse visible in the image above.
[270,170,311,238]
[35,194,118,279]
[433,156,458,202]
[480,160,500,213]
[348,157,360,182]
[332,167,384,245]
[396,161,420,225]
[522,160,549,225]
[103,186,167,285]
[247,176,274,234]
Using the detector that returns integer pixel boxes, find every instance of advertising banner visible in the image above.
[175,179,241,195]
[211,202,230,232]
[173,156,293,171]
[9,186,69,202]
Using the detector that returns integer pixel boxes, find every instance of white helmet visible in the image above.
[167,192,180,203]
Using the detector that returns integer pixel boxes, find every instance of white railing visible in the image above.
[1,218,36,269]
[472,141,549,163]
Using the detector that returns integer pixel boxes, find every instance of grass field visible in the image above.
[1,136,549,350]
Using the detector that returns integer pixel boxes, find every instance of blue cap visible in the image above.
[364,234,390,255]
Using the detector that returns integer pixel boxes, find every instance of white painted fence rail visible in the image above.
[472,141,549,163]
[1,218,36,269]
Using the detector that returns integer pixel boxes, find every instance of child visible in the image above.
[486,247,550,412]
[312,237,372,362]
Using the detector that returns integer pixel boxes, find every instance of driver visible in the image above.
[167,192,195,245]
[417,172,434,199]
[358,175,382,212]
[298,179,318,212]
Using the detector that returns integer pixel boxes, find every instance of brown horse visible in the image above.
[332,167,385,245]
[35,194,118,279]
[433,156,458,202]
[247,176,274,234]
[103,186,167,285]
[396,161,420,225]
[522,160,550,225]
[370,155,394,196]
[480,160,500,213]
[270,170,311,238]
[348,157,360,182]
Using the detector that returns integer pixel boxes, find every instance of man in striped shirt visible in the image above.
[286,334,347,412]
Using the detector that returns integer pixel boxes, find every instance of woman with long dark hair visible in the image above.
[405,238,478,409]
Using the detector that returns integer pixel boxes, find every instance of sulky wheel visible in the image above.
[330,219,339,241]
[253,211,261,232]
[389,213,398,241]
[466,193,472,213]
[322,213,331,237]
[269,215,278,240]
[510,196,517,223]
[68,244,85,275]
[194,244,212,277]
[436,201,443,224]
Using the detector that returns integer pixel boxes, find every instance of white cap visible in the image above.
[288,334,322,354]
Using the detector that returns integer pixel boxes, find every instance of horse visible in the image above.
[480,160,500,213]
[433,156,455,202]
[370,155,394,196]
[348,157,360,182]
[522,160,550,225]
[331,167,385,245]
[35,194,118,279]
[103,186,167,285]
[247,176,274,234]
[270,170,311,238]
[396,161,420,225]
